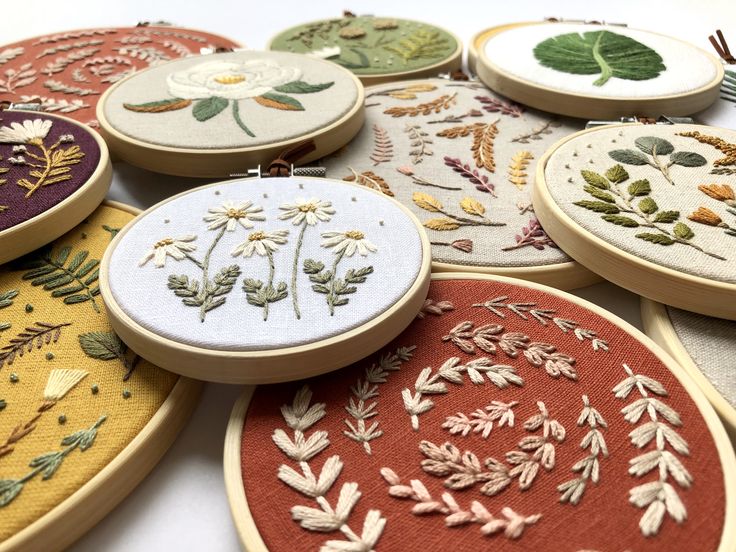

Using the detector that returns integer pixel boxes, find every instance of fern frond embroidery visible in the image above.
[369,124,393,166]
[416,298,455,319]
[0,322,70,369]
[507,150,533,189]
[404,123,433,164]
[442,401,518,439]
[381,468,541,540]
[383,92,457,117]
[343,168,393,196]
[383,29,450,63]
[273,386,386,550]
[501,218,558,252]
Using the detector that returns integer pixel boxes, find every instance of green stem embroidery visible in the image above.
[591,32,613,87]
[0,416,106,508]
[327,249,345,316]
[304,252,374,316]
[232,100,255,137]
[199,226,226,321]
[609,136,707,186]
[291,221,308,319]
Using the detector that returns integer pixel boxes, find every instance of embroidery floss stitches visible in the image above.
[272,386,387,550]
[442,400,517,439]
[613,364,691,537]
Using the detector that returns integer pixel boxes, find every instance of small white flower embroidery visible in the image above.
[58,134,75,143]
[321,230,377,257]
[308,46,341,59]
[0,118,52,144]
[231,229,289,258]
[139,235,197,267]
[203,200,265,231]
[279,197,335,226]
[11,145,27,153]
[8,155,26,165]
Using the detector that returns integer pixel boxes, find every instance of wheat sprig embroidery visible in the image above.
[613,364,691,537]
[442,401,517,439]
[416,298,454,319]
[507,150,533,189]
[557,395,609,505]
[380,468,541,540]
[343,346,415,454]
[383,92,457,117]
[272,386,386,550]
[471,120,499,172]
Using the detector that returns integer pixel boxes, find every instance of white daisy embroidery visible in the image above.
[139,235,198,267]
[203,200,266,231]
[279,197,335,226]
[232,230,289,258]
[0,118,52,144]
[321,230,377,257]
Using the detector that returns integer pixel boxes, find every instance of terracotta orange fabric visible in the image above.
[240,279,728,551]
[0,26,239,127]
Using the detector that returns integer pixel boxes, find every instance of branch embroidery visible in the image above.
[0,322,70,369]
[609,136,706,186]
[507,150,533,189]
[343,169,393,196]
[404,123,433,164]
[413,192,504,232]
[78,331,139,381]
[416,298,454,319]
[383,93,457,117]
[474,96,524,117]
[442,401,517,439]
[501,218,558,252]
[613,364,691,537]
[443,156,496,195]
[511,120,561,144]
[272,386,386,551]
[369,124,393,166]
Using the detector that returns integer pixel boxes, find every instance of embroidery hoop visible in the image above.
[641,298,736,443]
[222,272,736,552]
[0,110,111,265]
[533,124,736,320]
[474,22,724,119]
[266,17,463,86]
[95,52,366,178]
[0,200,202,552]
[99,177,432,384]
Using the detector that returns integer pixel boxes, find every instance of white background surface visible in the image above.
[1,1,733,550]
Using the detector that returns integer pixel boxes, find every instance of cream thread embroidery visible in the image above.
[35,40,105,60]
[0,322,70,369]
[613,363,691,537]
[511,120,561,144]
[472,295,609,352]
[402,356,524,431]
[0,369,87,458]
[237,230,290,321]
[279,198,335,319]
[304,230,376,316]
[343,168,394,197]
[427,108,482,124]
[343,346,415,454]
[272,386,386,551]
[32,30,116,44]
[40,48,101,75]
[366,83,437,100]
[442,400,517,439]
[0,415,106,508]
[380,468,541,539]
[396,166,461,191]
[416,298,454,319]
[404,123,433,164]
[0,47,24,65]
[442,320,578,380]
[0,62,37,94]
[18,95,89,113]
[558,395,609,505]
[420,403,565,495]
[43,79,100,96]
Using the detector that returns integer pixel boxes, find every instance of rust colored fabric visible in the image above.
[0,26,239,127]
[239,278,728,551]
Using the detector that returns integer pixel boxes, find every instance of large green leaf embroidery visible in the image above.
[533,30,665,87]
[273,80,334,94]
[192,96,229,121]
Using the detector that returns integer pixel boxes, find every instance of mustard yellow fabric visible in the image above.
[0,205,178,541]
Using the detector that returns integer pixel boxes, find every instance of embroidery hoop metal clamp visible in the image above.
[229,139,327,179]
[585,115,695,129]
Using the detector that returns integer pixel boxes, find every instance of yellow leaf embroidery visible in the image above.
[424,218,460,231]
[413,192,443,212]
[460,197,485,216]
[507,150,534,190]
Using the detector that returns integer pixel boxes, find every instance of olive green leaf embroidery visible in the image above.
[533,30,665,87]
[0,415,106,508]
[79,331,140,381]
[573,165,725,260]
[304,230,376,316]
[123,59,334,137]
[286,17,351,48]
[0,119,85,198]
[384,28,449,63]
[608,136,706,185]
[0,290,17,336]
[0,322,71,369]
[278,198,335,319]
[140,201,265,322]
[687,184,736,238]
[234,230,290,322]
[413,192,505,232]
[0,369,88,459]
[17,245,101,312]
[102,224,121,240]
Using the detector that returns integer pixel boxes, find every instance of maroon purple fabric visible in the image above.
[0,111,101,232]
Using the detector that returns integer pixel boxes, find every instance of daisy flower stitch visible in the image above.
[279,197,335,226]
[204,200,266,231]
[232,230,289,257]
[320,230,377,257]
[139,235,197,267]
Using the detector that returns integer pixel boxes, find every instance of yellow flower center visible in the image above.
[214,74,246,85]
[28,138,43,146]
[345,230,365,240]
[248,231,266,241]
[298,203,318,212]
[226,208,245,219]
[155,238,175,247]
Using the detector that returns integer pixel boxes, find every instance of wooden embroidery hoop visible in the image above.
[99,178,432,384]
[533,124,736,320]
[96,55,366,178]
[0,111,112,265]
[266,18,463,86]
[222,272,736,552]
[641,298,736,443]
[0,201,202,552]
[474,21,724,119]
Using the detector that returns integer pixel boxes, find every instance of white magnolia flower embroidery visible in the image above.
[139,235,197,268]
[0,118,52,144]
[203,200,265,231]
[232,229,289,257]
[321,230,378,257]
[308,46,341,59]
[167,59,302,100]
[279,197,335,226]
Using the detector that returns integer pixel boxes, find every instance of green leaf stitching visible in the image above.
[638,197,658,214]
[636,233,675,246]
[601,215,639,227]
[573,200,620,214]
[674,222,694,240]
[273,80,334,94]
[193,96,229,121]
[653,210,679,223]
[581,170,609,189]
[627,179,651,197]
